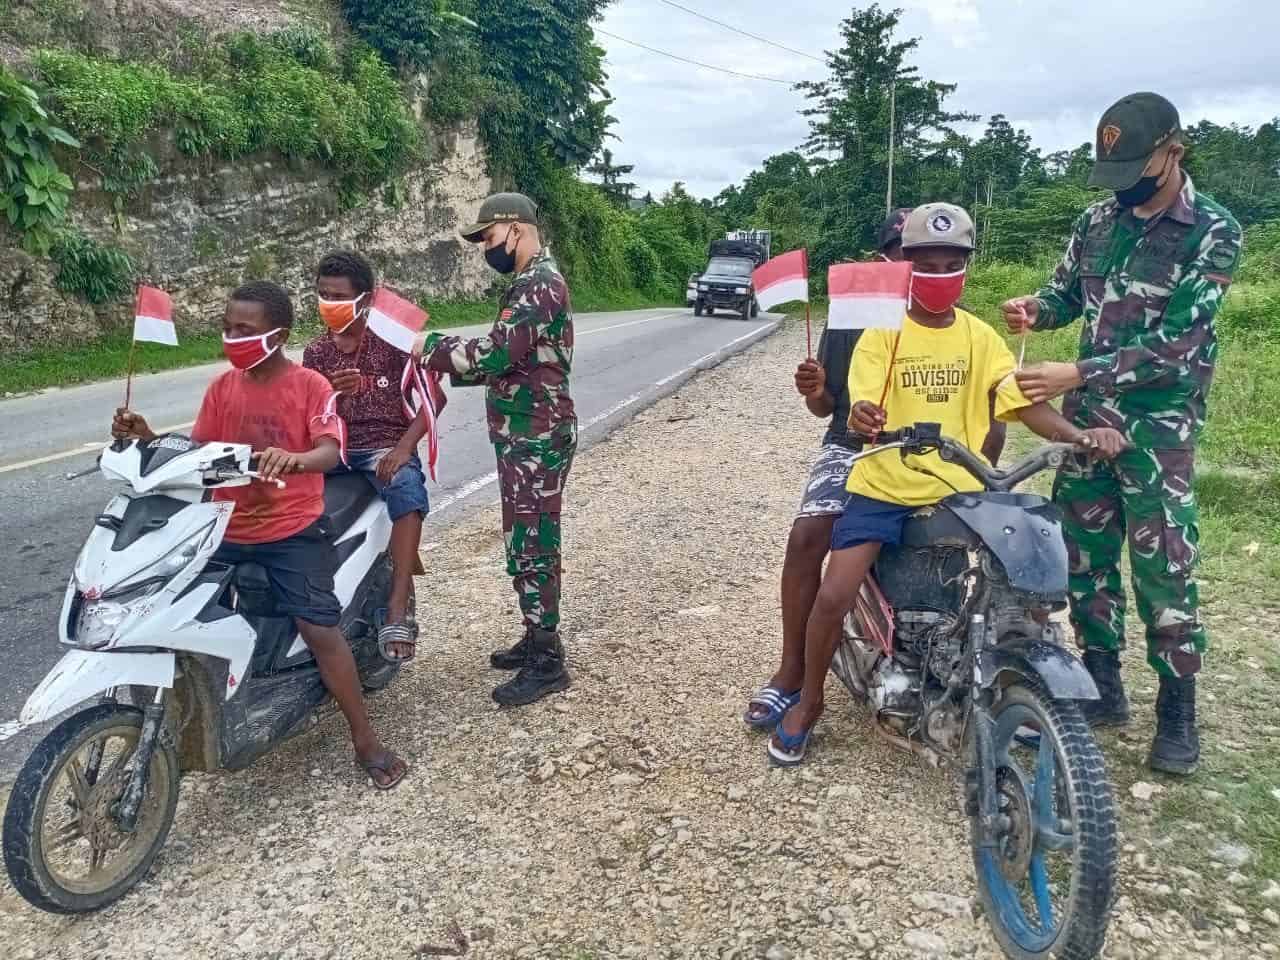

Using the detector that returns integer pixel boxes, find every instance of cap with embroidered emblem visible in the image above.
[900,203,975,251]
[1089,92,1181,190]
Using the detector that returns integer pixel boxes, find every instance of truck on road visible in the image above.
[693,231,771,321]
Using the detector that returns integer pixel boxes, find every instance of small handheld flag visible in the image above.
[828,262,913,443]
[367,287,427,353]
[125,285,176,411]
[752,249,809,313]
[133,286,176,346]
[401,359,445,482]
[826,262,912,331]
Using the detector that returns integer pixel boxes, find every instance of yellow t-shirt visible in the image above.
[845,308,1031,506]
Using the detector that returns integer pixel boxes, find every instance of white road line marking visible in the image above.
[577,311,684,338]
[0,420,196,475]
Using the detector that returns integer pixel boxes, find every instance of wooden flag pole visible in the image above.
[870,330,902,446]
[805,302,812,359]
[123,286,141,411]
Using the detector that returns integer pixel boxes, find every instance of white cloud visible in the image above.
[595,0,1280,200]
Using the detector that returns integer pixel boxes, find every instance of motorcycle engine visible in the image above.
[895,608,961,683]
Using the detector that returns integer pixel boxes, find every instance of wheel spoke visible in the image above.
[65,757,93,809]
[1028,853,1054,932]
[1033,730,1056,819]
[45,821,84,851]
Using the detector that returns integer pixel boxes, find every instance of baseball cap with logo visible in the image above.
[1088,92,1181,190]
[459,192,540,242]
[900,203,975,252]
[877,207,913,251]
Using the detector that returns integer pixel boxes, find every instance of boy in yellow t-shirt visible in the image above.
[768,203,1126,767]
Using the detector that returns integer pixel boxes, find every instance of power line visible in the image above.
[595,28,797,84]
[654,0,827,64]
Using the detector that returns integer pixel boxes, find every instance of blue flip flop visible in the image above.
[767,717,815,767]
[743,685,801,730]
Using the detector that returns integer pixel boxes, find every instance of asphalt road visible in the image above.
[0,306,779,779]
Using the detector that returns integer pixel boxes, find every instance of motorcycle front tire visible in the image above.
[3,703,179,914]
[970,680,1115,960]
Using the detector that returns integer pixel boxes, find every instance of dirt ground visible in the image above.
[1,321,1276,958]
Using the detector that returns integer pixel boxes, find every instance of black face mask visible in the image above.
[1115,154,1173,208]
[484,227,518,274]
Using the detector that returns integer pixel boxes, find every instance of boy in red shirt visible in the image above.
[304,251,432,663]
[112,281,407,790]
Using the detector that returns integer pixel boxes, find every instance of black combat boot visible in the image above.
[492,629,571,706]
[489,627,533,670]
[1149,675,1200,775]
[1079,649,1131,727]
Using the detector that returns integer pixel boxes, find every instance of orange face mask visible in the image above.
[318,293,366,333]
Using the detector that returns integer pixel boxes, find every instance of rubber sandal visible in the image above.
[743,685,801,730]
[358,750,408,791]
[378,622,416,664]
[768,717,816,767]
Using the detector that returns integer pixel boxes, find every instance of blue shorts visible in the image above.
[213,521,342,627]
[336,449,430,522]
[831,492,916,551]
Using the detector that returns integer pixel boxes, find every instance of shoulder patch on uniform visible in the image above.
[500,308,514,320]
[1208,248,1237,270]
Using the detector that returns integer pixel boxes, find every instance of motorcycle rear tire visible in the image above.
[3,704,179,914]
[970,681,1115,960]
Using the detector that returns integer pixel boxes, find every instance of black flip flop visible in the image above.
[358,751,408,791]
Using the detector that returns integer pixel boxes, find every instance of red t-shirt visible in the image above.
[191,363,342,544]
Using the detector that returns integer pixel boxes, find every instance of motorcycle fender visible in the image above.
[20,649,175,725]
[978,641,1099,701]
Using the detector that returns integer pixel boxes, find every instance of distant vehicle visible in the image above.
[694,237,768,321]
[685,273,700,306]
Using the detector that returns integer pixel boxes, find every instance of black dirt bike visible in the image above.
[831,423,1117,960]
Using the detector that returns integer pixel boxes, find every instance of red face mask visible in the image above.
[222,328,284,370]
[911,268,967,314]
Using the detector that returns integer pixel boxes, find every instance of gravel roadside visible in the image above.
[0,321,1249,959]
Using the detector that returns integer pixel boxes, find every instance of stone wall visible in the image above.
[0,121,498,353]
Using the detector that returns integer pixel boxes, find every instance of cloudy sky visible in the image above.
[595,0,1280,199]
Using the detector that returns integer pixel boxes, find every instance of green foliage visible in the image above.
[49,229,134,303]
[0,64,79,253]
[33,33,419,192]
[1238,219,1280,285]
[340,0,473,72]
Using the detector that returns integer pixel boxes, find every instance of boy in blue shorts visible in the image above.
[768,204,1126,766]
[304,251,435,664]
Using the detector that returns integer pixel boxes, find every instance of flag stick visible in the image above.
[1016,303,1029,370]
[124,287,141,410]
[870,330,902,446]
[805,302,812,359]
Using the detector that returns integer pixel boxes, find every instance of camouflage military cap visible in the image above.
[460,192,540,242]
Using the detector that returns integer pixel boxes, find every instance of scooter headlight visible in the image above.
[112,523,214,594]
[72,582,164,650]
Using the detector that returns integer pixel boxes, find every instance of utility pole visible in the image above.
[886,77,896,216]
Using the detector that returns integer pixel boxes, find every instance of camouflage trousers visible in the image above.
[494,424,577,633]
[1053,447,1205,679]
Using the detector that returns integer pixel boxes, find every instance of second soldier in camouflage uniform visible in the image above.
[423,193,577,706]
[1006,93,1242,775]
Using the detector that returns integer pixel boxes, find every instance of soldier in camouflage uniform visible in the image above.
[422,193,577,707]
[1005,93,1242,775]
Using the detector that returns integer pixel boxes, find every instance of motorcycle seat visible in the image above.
[322,471,381,539]
[899,503,982,550]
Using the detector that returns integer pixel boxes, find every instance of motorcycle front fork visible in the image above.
[116,687,167,833]
[965,613,1002,851]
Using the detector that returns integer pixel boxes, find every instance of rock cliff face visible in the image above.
[0,1,498,353]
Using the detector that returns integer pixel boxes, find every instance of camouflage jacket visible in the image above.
[1034,174,1242,450]
[423,251,576,444]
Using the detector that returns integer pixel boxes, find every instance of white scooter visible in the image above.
[2,435,413,913]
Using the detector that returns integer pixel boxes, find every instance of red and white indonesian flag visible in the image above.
[826,262,912,330]
[401,360,446,483]
[752,248,809,312]
[132,285,177,346]
[367,286,427,353]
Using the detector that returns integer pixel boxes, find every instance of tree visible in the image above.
[795,4,975,269]
[587,147,636,208]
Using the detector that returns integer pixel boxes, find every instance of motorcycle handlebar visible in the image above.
[847,424,1078,492]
